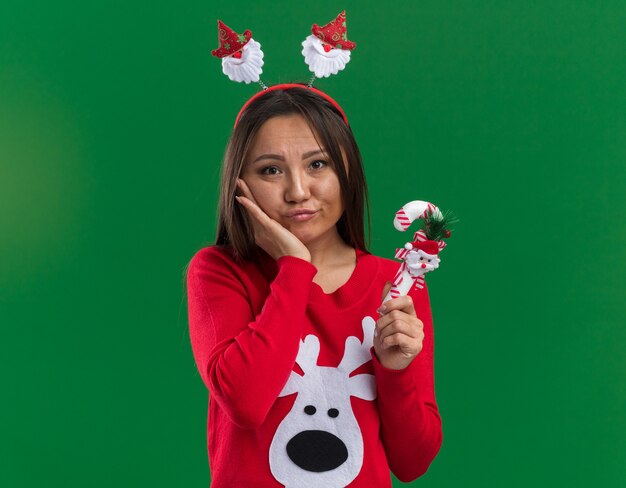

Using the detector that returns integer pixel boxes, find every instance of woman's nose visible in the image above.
[284,172,311,203]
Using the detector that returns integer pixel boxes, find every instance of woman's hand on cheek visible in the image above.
[373,281,424,370]
[235,178,311,263]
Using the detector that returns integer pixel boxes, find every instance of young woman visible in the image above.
[186,84,442,487]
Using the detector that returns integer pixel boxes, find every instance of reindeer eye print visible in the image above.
[304,405,316,415]
[328,408,339,418]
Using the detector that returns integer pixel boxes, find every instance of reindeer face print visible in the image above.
[269,317,377,488]
[284,367,350,472]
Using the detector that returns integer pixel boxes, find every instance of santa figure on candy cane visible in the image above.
[383,200,456,303]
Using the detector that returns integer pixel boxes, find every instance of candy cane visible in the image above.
[394,200,442,232]
[383,201,445,303]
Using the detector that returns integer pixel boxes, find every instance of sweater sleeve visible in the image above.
[370,280,443,482]
[186,248,318,429]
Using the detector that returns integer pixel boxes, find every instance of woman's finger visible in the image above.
[377,313,422,339]
[235,195,273,230]
[235,194,303,256]
[380,332,421,356]
[377,310,412,330]
[237,178,260,206]
[378,294,416,317]
[235,178,276,231]
[380,281,393,304]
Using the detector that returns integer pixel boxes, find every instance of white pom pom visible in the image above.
[222,38,264,84]
[301,35,351,78]
[404,243,413,250]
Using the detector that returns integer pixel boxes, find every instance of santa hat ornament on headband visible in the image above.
[211,20,265,86]
[302,10,356,82]
[211,11,355,90]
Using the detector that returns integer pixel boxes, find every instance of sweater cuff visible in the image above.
[275,255,318,287]
[370,346,417,397]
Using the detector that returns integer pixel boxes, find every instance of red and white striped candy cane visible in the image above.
[393,200,442,232]
[383,201,444,303]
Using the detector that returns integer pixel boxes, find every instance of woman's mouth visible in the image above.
[286,209,319,221]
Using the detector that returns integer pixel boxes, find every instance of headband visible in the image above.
[210,10,356,128]
[233,83,349,128]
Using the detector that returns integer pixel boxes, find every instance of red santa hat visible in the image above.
[405,240,440,256]
[311,10,356,51]
[211,20,252,58]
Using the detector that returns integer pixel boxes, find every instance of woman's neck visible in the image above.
[306,228,355,270]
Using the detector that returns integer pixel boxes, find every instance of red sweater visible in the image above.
[186,245,442,487]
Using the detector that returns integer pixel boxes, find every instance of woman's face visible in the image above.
[240,114,344,246]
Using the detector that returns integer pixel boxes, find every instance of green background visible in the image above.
[1,1,624,486]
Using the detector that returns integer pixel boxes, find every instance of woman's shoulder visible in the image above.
[358,248,400,274]
[187,244,275,285]
[186,244,252,283]
[359,248,430,293]
[189,244,237,270]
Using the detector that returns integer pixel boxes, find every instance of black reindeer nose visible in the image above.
[286,430,348,472]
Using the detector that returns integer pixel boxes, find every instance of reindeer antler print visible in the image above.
[279,335,320,397]
[298,334,321,374]
[338,317,376,374]
[270,317,378,488]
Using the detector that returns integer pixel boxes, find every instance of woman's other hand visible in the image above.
[373,281,424,370]
[235,178,311,262]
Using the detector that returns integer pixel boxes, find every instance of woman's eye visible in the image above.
[261,166,280,175]
[309,160,328,170]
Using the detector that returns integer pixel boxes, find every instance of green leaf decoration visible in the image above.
[421,208,459,241]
